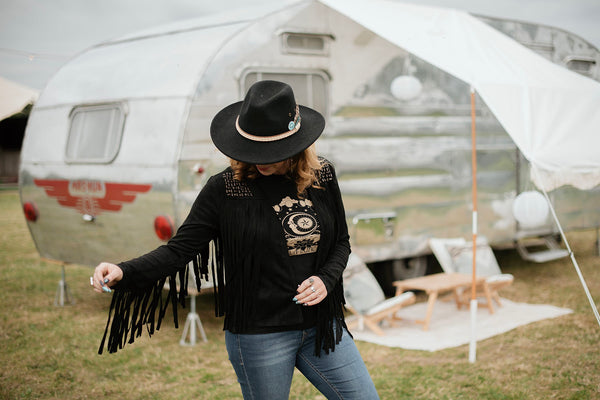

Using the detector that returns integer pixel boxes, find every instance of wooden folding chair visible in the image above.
[343,253,416,336]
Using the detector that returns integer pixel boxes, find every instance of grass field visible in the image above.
[1,189,599,399]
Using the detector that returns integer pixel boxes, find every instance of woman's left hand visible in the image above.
[294,276,327,306]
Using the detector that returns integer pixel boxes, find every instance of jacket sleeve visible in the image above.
[116,174,221,290]
[314,162,351,294]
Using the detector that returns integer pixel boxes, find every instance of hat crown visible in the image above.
[238,81,297,137]
[210,79,324,164]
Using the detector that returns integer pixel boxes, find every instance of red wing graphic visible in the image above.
[34,179,152,216]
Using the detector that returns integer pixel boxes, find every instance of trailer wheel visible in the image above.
[392,257,428,281]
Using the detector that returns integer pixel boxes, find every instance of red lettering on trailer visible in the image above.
[33,179,152,216]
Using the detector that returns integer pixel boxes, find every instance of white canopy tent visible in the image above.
[0,77,38,121]
[323,0,600,191]
[322,0,600,361]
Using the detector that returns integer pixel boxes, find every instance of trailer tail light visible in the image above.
[154,215,174,241]
[192,163,205,175]
[23,202,39,222]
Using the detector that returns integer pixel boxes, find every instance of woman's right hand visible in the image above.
[91,262,123,294]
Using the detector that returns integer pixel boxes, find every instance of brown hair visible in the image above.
[230,144,322,196]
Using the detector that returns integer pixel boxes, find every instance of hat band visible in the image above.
[235,106,301,143]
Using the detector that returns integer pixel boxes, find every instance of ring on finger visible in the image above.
[309,278,314,284]
[311,286,316,293]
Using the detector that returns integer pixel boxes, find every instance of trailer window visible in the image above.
[66,104,126,163]
[242,71,328,115]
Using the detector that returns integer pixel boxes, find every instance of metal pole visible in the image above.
[469,87,478,363]
[533,168,600,328]
[179,294,208,346]
[54,264,73,306]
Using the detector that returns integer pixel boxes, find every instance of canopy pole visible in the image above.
[469,87,478,363]
[532,168,600,328]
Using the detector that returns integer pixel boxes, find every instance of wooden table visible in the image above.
[393,273,494,331]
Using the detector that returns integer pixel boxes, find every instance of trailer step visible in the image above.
[516,235,569,263]
[521,248,569,263]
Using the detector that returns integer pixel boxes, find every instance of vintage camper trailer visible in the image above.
[19,0,600,286]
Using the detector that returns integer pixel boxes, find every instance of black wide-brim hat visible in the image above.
[210,80,325,164]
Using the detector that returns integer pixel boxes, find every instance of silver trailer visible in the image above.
[19,0,600,286]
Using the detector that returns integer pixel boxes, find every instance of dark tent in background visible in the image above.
[0,77,38,184]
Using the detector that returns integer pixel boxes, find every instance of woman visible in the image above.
[91,80,379,399]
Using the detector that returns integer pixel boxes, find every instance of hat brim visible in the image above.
[210,102,325,164]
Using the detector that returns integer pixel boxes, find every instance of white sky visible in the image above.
[1,0,599,90]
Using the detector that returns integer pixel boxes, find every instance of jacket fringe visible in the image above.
[314,282,350,356]
[310,164,351,356]
[218,199,266,332]
[98,244,213,355]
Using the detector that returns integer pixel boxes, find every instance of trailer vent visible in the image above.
[280,32,331,56]
[564,56,596,76]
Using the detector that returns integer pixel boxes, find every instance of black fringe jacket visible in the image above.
[98,159,351,356]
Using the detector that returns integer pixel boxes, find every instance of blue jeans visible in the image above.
[225,326,379,399]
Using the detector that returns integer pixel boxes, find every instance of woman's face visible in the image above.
[255,160,288,176]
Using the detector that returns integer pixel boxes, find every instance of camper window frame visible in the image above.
[240,69,330,116]
[65,102,128,164]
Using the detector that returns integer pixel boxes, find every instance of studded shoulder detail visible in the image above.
[223,171,254,198]
[317,158,334,184]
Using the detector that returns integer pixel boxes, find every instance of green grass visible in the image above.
[1,189,600,399]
